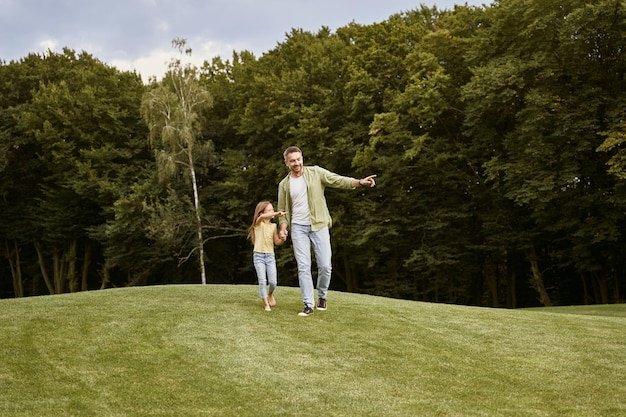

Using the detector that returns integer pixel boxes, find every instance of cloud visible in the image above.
[1,0,487,78]
[37,38,60,53]
[109,53,168,82]
[110,38,236,82]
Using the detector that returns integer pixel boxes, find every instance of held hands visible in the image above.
[278,228,288,242]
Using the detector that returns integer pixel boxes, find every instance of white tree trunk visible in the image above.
[189,157,206,285]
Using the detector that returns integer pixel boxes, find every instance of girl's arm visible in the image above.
[255,210,287,226]
[255,211,274,225]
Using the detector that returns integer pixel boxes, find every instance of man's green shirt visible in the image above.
[277,166,354,232]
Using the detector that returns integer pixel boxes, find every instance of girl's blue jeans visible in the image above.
[253,252,277,299]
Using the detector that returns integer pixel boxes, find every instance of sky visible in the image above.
[1,0,488,82]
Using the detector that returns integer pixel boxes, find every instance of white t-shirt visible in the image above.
[289,175,311,226]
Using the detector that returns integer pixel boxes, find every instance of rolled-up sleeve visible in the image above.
[277,177,290,228]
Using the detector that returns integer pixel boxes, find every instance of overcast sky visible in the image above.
[1,0,488,81]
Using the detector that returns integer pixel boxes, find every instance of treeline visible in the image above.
[1,0,625,307]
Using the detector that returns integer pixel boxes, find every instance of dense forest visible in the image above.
[1,0,625,307]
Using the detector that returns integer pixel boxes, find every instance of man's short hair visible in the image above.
[283,146,302,160]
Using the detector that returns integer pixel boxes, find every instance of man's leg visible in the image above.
[291,224,314,309]
[311,226,332,301]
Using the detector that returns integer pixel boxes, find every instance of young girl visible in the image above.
[247,201,286,311]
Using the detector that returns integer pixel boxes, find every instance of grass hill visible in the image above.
[1,285,625,416]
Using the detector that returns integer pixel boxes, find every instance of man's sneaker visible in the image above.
[317,298,327,311]
[298,306,314,316]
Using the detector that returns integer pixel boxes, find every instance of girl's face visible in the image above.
[264,203,274,214]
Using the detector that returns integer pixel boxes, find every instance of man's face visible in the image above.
[285,151,303,175]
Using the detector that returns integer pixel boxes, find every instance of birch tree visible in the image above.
[141,39,213,284]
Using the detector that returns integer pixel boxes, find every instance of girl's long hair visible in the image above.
[247,200,271,244]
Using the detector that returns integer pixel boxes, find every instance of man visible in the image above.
[277,146,376,316]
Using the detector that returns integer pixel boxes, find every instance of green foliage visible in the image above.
[2,0,626,307]
[0,49,150,294]
[599,122,626,180]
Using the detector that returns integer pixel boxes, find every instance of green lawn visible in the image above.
[1,285,625,416]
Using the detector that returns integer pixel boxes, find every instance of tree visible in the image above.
[1,49,148,296]
[3,1,624,306]
[462,0,626,305]
[141,39,214,284]
[344,7,486,302]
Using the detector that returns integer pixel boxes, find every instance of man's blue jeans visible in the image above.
[253,252,277,299]
[291,224,332,308]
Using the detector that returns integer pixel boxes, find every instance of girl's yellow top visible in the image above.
[253,221,276,254]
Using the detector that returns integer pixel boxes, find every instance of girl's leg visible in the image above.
[267,254,278,306]
[253,253,268,300]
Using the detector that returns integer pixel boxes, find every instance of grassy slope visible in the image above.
[1,285,625,417]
